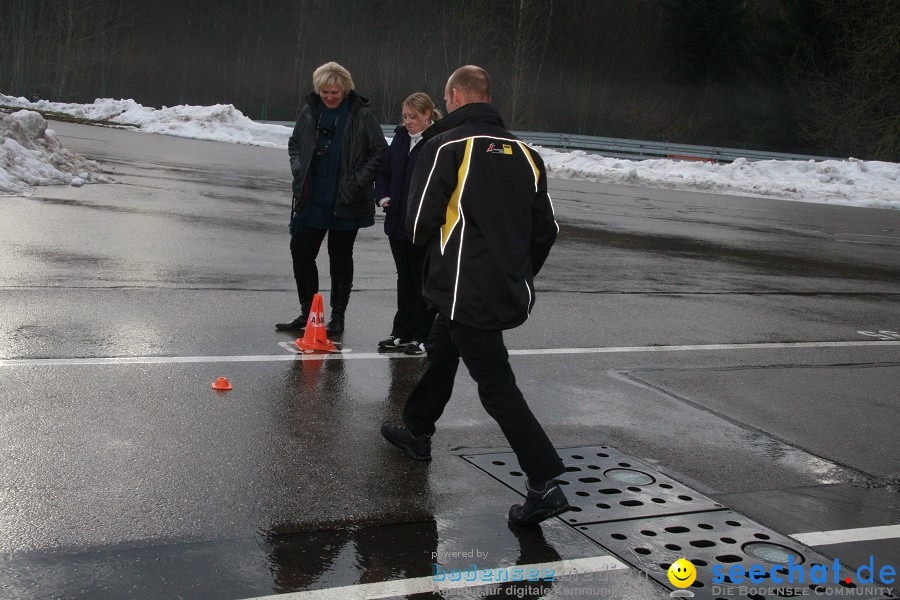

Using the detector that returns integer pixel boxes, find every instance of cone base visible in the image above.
[295,338,336,352]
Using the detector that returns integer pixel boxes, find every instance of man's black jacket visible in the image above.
[406,102,558,330]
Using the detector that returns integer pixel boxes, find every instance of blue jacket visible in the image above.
[375,125,425,241]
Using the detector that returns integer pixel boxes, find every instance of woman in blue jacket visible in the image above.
[374,93,441,354]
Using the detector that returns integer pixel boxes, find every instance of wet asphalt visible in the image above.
[0,121,897,600]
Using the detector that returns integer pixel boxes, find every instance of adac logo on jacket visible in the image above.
[486,142,513,155]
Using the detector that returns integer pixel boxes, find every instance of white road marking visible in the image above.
[239,555,629,600]
[0,340,897,367]
[791,524,900,546]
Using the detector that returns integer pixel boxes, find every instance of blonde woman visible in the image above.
[374,93,442,354]
[277,62,388,334]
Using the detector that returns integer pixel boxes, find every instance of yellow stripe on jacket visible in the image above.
[440,137,474,253]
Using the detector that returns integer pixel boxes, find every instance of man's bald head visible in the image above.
[444,65,491,112]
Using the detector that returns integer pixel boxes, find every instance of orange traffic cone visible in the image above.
[211,376,233,391]
[295,293,336,352]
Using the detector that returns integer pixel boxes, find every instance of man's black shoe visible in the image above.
[380,420,431,461]
[275,315,307,331]
[508,480,571,526]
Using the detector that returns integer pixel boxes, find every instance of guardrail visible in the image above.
[379,124,833,163]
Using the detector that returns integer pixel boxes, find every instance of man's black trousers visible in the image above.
[403,314,564,486]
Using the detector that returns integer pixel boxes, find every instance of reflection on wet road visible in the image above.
[0,121,897,599]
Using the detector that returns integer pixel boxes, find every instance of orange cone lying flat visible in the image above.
[295,293,336,352]
[211,376,233,391]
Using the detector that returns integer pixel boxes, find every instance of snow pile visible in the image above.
[2,94,898,209]
[540,149,900,210]
[0,93,290,148]
[0,110,113,195]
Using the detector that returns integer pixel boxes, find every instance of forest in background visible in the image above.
[1,0,898,161]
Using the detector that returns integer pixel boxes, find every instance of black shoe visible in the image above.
[403,340,426,355]
[378,335,407,349]
[380,420,431,461]
[508,480,571,526]
[275,315,308,331]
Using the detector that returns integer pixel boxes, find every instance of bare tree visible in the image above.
[791,0,900,160]
[491,0,555,129]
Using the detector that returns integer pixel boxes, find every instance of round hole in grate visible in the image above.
[660,563,671,570]
[725,520,741,527]
[665,526,691,534]
[611,533,627,540]
[754,533,771,540]
[510,471,523,477]
[620,500,644,507]
[578,477,602,483]
[571,454,584,459]
[678,495,693,501]
[599,488,622,494]
[651,498,666,504]
[659,483,673,489]
[690,540,716,548]
[596,503,611,509]
[575,491,590,497]
[721,537,737,544]
[839,579,857,589]
[692,559,708,567]
[618,462,631,467]
[558,480,570,485]
[587,464,601,470]
[698,523,714,530]
[690,581,704,588]
[627,486,642,492]
[665,544,681,551]
[565,466,582,472]
[747,594,764,600]
[641,530,657,537]
[604,468,655,485]
[597,452,609,457]
[568,506,582,512]
[809,584,827,593]
[491,460,505,465]
[716,554,743,563]
[743,542,803,565]
[634,548,651,555]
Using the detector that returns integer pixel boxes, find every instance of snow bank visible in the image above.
[540,149,900,210]
[0,110,113,196]
[0,93,290,148]
[3,93,898,209]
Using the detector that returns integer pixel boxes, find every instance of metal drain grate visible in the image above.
[464,446,896,600]
[578,510,894,600]
[464,445,724,525]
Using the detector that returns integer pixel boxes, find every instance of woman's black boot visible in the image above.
[276,276,318,330]
[326,278,352,334]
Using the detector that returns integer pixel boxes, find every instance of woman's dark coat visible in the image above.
[288,90,387,221]
[374,124,425,241]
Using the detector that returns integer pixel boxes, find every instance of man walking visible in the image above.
[380,65,570,526]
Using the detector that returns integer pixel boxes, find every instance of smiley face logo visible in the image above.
[667,558,697,588]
